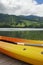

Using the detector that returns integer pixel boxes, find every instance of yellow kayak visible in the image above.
[0,41,43,65]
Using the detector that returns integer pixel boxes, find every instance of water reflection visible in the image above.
[0,31,43,40]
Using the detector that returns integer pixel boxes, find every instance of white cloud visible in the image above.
[0,0,43,16]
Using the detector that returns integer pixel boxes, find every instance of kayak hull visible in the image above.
[0,36,43,44]
[0,41,43,65]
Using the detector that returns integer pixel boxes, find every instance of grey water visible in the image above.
[0,28,43,31]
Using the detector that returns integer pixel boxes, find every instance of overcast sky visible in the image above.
[0,0,43,16]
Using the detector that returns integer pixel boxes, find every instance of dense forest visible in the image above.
[0,13,43,28]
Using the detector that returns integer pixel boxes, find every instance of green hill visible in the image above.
[0,14,43,28]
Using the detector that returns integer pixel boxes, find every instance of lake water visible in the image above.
[0,28,43,31]
[0,31,43,40]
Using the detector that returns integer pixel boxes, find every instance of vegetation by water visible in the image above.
[0,31,43,40]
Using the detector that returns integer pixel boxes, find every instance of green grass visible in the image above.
[0,20,43,28]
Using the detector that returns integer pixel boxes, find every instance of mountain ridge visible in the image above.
[0,13,43,28]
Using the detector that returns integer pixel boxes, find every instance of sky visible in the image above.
[0,0,43,16]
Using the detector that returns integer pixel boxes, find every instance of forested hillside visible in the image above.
[0,14,43,28]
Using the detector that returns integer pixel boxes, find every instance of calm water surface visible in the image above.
[0,31,43,40]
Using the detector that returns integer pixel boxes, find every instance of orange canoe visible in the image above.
[0,36,43,45]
